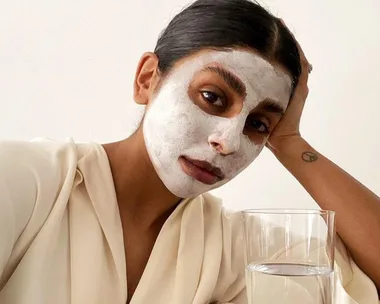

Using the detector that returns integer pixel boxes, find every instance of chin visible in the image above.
[168,174,228,199]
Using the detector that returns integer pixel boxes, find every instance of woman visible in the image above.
[0,0,379,303]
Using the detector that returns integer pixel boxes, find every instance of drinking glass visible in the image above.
[242,209,335,304]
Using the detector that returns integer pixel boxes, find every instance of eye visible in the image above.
[245,116,269,134]
[201,91,225,107]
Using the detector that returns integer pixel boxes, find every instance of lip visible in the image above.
[178,156,225,185]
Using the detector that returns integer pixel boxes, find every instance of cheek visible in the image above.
[146,87,214,147]
[239,136,264,162]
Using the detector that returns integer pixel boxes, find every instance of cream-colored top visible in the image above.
[0,139,378,304]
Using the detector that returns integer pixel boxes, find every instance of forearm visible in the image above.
[270,136,380,289]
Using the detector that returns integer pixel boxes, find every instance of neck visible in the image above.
[103,128,181,229]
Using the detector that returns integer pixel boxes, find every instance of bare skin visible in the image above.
[103,131,180,302]
[103,28,380,302]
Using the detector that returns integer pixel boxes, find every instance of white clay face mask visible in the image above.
[143,50,292,198]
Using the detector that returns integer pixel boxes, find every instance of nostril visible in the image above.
[209,141,223,153]
[209,139,237,156]
[210,142,219,149]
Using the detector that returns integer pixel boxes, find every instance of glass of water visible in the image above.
[242,209,335,304]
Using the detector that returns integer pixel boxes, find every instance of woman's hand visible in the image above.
[266,24,312,153]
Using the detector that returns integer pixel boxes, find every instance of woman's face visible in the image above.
[142,49,292,198]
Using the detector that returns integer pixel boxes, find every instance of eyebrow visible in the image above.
[259,99,286,116]
[202,66,246,98]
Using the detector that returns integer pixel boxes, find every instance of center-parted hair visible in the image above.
[154,0,301,90]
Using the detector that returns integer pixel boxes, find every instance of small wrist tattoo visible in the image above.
[302,151,318,162]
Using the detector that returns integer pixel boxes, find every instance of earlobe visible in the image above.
[134,52,160,105]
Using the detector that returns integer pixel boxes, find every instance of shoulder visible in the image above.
[0,138,96,236]
[0,137,90,220]
[0,138,85,194]
[0,138,91,279]
[0,137,94,173]
[0,137,80,168]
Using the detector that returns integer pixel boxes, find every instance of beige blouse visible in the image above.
[0,139,378,303]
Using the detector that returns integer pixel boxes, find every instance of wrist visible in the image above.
[267,136,311,159]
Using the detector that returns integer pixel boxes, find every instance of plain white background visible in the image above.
[0,0,379,210]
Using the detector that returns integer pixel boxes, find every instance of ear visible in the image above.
[134,52,160,105]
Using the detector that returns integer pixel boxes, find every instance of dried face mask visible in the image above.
[143,50,292,198]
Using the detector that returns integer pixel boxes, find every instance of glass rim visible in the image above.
[241,208,335,215]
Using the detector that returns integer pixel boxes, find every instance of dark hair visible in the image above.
[154,0,301,89]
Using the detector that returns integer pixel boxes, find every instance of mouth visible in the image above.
[178,156,225,185]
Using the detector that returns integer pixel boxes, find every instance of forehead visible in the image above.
[172,49,293,109]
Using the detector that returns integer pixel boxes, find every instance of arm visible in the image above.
[268,21,380,292]
[271,136,380,290]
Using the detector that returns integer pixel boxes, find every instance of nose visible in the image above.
[208,134,240,156]
[208,116,245,155]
